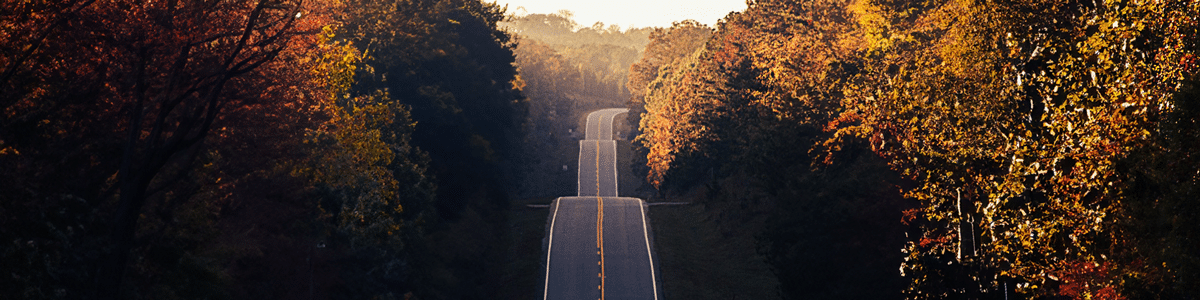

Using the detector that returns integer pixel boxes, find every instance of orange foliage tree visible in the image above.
[628,20,714,187]
[631,0,1200,298]
[2,0,340,297]
[824,0,1200,298]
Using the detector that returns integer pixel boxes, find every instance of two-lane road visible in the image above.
[578,108,626,197]
[584,108,628,141]
[577,140,617,197]
[544,197,658,300]
[544,108,659,300]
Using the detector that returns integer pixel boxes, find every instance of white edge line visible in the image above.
[543,198,562,300]
[597,112,605,140]
[604,109,626,140]
[638,199,659,300]
[585,113,592,140]
[602,112,613,140]
[605,110,626,196]
[586,111,600,140]
[577,141,583,196]
[610,141,618,197]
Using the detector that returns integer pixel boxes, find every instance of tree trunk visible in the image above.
[95,171,151,300]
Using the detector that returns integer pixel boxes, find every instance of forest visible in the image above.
[0,1,655,299]
[2,0,525,298]
[2,0,1198,299]
[629,0,1200,299]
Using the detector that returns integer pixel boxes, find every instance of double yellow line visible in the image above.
[594,140,606,300]
[597,196,605,300]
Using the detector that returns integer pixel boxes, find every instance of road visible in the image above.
[584,108,628,141]
[544,108,659,300]
[577,140,617,197]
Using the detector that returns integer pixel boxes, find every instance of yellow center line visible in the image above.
[595,140,602,196]
[597,196,605,300]
[594,140,605,300]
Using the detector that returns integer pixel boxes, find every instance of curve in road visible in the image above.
[584,108,628,141]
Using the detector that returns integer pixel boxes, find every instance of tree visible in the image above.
[339,0,525,219]
[631,3,914,298]
[98,2,335,297]
[1,0,338,297]
[295,30,434,257]
[821,0,1200,298]
[628,20,713,111]
[627,20,714,187]
[629,0,1200,298]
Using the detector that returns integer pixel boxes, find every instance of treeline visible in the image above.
[503,12,651,197]
[629,0,1199,299]
[505,12,651,116]
[1,0,524,299]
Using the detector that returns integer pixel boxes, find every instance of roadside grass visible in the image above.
[615,122,781,299]
[616,139,655,199]
[496,196,556,299]
[648,183,782,300]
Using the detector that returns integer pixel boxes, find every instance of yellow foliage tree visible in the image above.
[294,27,432,251]
[824,0,1200,298]
[633,0,1199,298]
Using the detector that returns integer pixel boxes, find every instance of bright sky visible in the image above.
[494,0,748,29]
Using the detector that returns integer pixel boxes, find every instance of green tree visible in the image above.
[339,0,525,219]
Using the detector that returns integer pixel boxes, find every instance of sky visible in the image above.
[494,0,748,30]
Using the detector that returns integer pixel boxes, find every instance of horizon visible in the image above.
[495,0,748,30]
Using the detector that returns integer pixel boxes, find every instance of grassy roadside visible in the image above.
[647,183,782,300]
[496,196,556,299]
[616,116,781,299]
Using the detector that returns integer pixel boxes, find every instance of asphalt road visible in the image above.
[544,108,658,300]
[577,140,618,197]
[584,108,628,141]
[544,197,658,300]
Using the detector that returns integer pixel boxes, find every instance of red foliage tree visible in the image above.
[2,0,338,297]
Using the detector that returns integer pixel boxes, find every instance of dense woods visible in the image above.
[629,0,1200,299]
[4,0,1199,299]
[2,0,523,298]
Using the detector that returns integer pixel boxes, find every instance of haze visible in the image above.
[496,0,747,29]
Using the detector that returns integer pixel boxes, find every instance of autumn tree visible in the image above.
[289,27,435,297]
[1123,65,1200,298]
[821,0,1200,298]
[627,20,713,113]
[99,2,336,297]
[337,0,525,220]
[1,0,342,297]
[625,20,715,187]
[3,0,536,299]
[631,0,1199,298]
